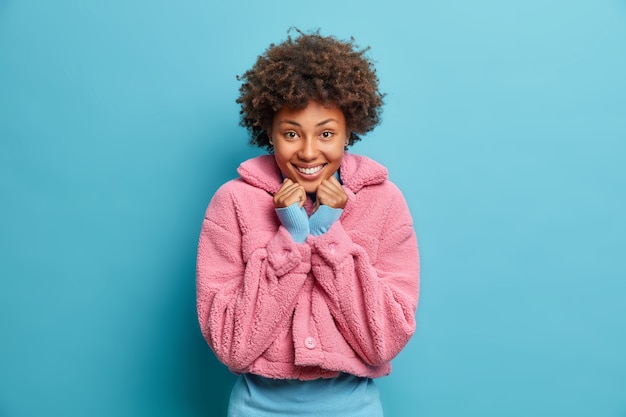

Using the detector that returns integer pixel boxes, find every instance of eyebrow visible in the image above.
[279,118,339,127]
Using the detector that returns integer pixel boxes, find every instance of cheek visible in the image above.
[273,146,290,162]
[273,147,297,176]
[330,144,345,162]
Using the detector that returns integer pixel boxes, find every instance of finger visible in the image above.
[329,178,348,198]
[319,178,344,195]
[279,178,305,195]
[295,187,306,208]
[274,182,306,208]
[275,188,301,206]
[326,175,342,187]
[277,178,295,192]
[317,179,343,198]
[316,180,347,209]
[286,182,306,203]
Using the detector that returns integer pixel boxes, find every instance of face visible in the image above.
[269,101,349,194]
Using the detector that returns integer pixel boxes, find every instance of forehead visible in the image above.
[274,101,345,126]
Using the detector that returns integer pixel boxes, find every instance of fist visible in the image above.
[314,176,347,212]
[273,178,306,208]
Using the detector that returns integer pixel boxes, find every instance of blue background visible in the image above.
[1,1,625,416]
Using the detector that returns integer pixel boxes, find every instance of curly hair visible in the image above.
[236,29,385,151]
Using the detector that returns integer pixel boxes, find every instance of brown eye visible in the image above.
[321,131,334,139]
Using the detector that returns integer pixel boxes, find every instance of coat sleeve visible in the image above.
[306,184,419,366]
[196,184,311,372]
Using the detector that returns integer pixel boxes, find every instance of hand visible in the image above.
[314,176,347,213]
[273,178,306,208]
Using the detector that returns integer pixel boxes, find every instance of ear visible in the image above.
[267,130,273,145]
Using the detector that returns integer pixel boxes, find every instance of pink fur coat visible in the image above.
[196,153,419,380]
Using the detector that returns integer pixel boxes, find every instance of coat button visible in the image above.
[304,336,316,349]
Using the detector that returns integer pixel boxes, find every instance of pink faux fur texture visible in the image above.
[197,153,419,380]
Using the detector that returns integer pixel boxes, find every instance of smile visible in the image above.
[297,165,325,175]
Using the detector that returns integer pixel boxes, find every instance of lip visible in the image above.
[294,164,326,177]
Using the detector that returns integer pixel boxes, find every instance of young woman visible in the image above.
[196,30,420,417]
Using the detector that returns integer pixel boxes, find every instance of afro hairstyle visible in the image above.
[236,29,385,151]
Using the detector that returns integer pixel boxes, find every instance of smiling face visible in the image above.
[269,101,349,193]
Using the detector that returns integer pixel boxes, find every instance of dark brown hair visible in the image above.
[236,29,385,151]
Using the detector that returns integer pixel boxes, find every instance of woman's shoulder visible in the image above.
[342,154,410,208]
[340,153,388,193]
[211,155,280,198]
[235,155,282,194]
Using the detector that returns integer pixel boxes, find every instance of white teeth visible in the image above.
[297,165,323,175]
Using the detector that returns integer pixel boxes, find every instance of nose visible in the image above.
[298,137,318,160]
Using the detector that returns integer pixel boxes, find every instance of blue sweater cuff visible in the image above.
[309,205,343,236]
[275,202,309,243]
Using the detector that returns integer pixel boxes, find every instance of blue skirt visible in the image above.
[227,373,384,417]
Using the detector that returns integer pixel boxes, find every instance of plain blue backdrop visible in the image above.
[1,1,625,416]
